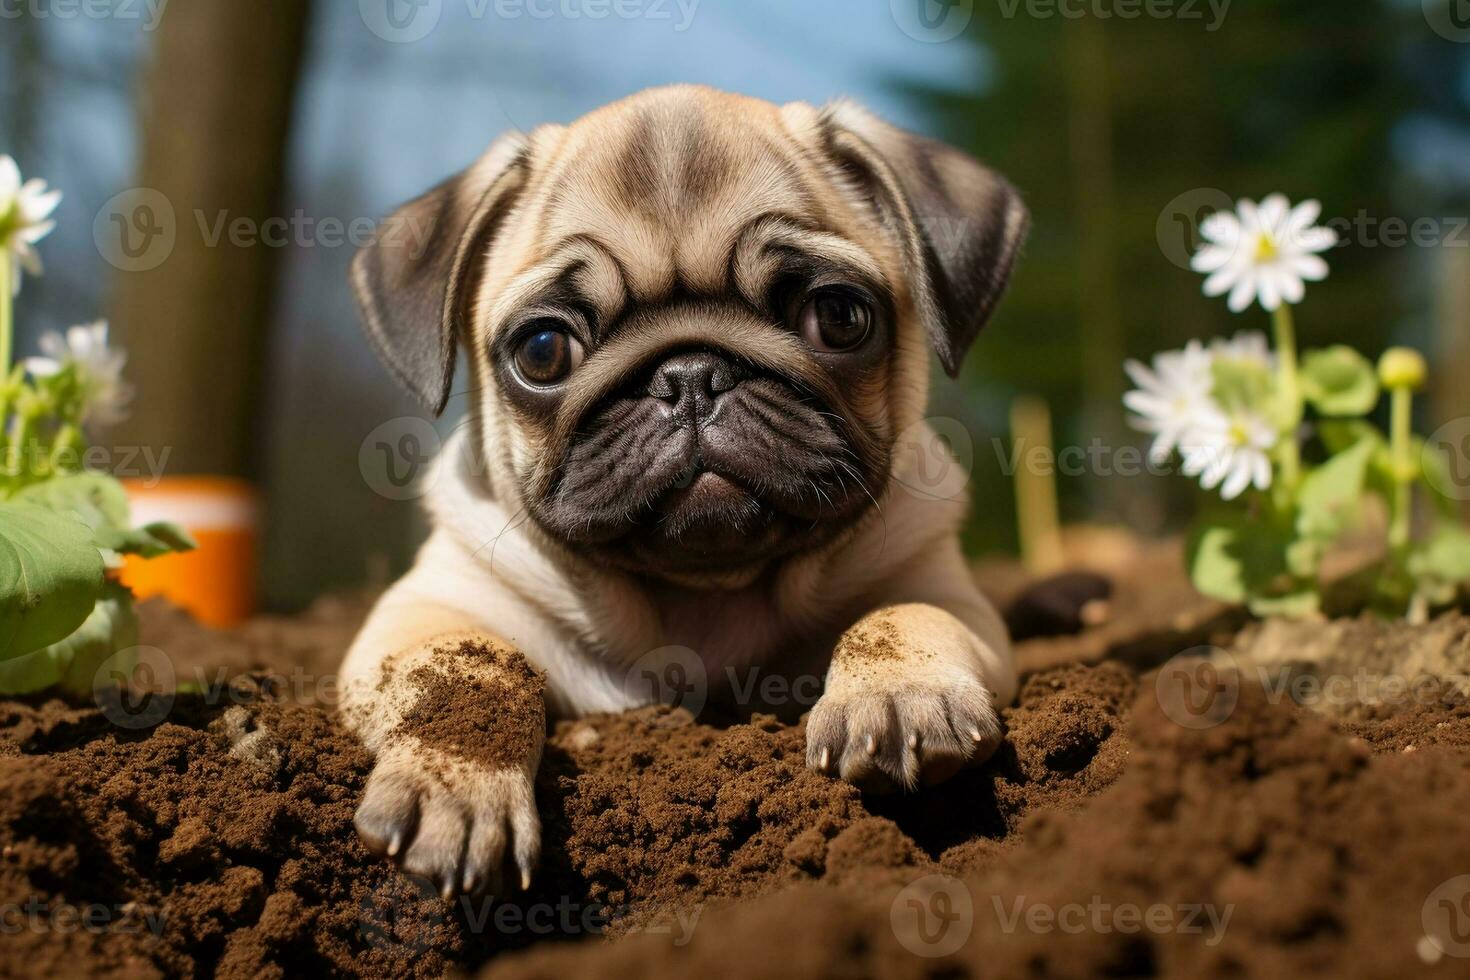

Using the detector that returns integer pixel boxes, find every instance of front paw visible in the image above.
[804,672,1001,793]
[354,739,540,900]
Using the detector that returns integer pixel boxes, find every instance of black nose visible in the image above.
[647,352,737,425]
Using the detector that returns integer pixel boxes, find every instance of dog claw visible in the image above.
[386,831,405,858]
[907,731,920,750]
[818,745,831,772]
[865,733,879,757]
[520,868,533,892]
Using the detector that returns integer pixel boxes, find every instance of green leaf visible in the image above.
[1187,516,1306,606]
[1248,589,1322,618]
[1210,357,1274,413]
[1296,437,1375,541]
[1189,522,1249,603]
[1317,420,1384,456]
[0,502,106,662]
[0,581,138,695]
[1419,439,1463,519]
[1301,346,1381,417]
[13,472,130,530]
[1408,524,1470,584]
[94,522,197,559]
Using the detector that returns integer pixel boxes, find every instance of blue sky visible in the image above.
[301,0,986,214]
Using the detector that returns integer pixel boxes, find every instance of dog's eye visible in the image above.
[796,290,871,352]
[513,326,583,386]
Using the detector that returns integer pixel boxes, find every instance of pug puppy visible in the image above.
[340,85,1027,900]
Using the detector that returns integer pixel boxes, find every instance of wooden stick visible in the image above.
[1011,395,1066,575]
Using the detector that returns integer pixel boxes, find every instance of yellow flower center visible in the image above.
[1228,420,1249,445]
[1253,232,1278,263]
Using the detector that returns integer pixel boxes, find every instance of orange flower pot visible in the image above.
[117,476,260,627]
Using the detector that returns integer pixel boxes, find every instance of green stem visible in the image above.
[48,423,84,473]
[0,258,10,466]
[1389,385,1413,553]
[0,256,10,374]
[8,413,29,480]
[1271,303,1303,495]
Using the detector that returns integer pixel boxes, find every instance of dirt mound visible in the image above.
[0,651,1133,977]
[3,590,1470,977]
[490,674,1470,979]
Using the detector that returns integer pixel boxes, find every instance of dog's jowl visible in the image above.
[340,85,1028,899]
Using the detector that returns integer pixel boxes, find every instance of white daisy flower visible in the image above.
[23,321,134,428]
[0,155,62,294]
[1123,340,1214,463]
[1190,194,1336,313]
[1179,406,1277,501]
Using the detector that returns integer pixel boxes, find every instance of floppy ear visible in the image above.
[350,133,529,415]
[818,101,1029,377]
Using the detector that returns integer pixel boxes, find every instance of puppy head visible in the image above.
[352,86,1027,584]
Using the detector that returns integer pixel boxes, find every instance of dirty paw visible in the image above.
[354,740,540,900]
[804,676,1001,793]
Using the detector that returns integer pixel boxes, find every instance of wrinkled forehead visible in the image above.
[500,92,887,308]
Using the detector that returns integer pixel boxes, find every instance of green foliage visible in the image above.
[1294,435,1374,541]
[1182,340,1468,619]
[0,501,105,660]
[0,183,193,693]
[0,472,192,692]
[1211,357,1274,413]
[0,580,137,694]
[1300,347,1380,417]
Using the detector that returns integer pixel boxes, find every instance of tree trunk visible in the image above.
[1432,245,1470,521]
[108,0,313,477]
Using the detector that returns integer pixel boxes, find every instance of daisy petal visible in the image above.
[1220,461,1252,501]
[1227,275,1257,313]
[1202,267,1240,297]
[0,156,19,197]
[1199,211,1241,247]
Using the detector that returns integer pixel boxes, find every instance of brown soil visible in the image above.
[396,640,546,770]
[2,557,1469,978]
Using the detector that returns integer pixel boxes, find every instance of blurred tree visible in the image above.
[109,0,314,478]
[912,0,1435,552]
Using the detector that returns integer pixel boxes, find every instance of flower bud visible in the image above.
[1377,347,1426,391]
